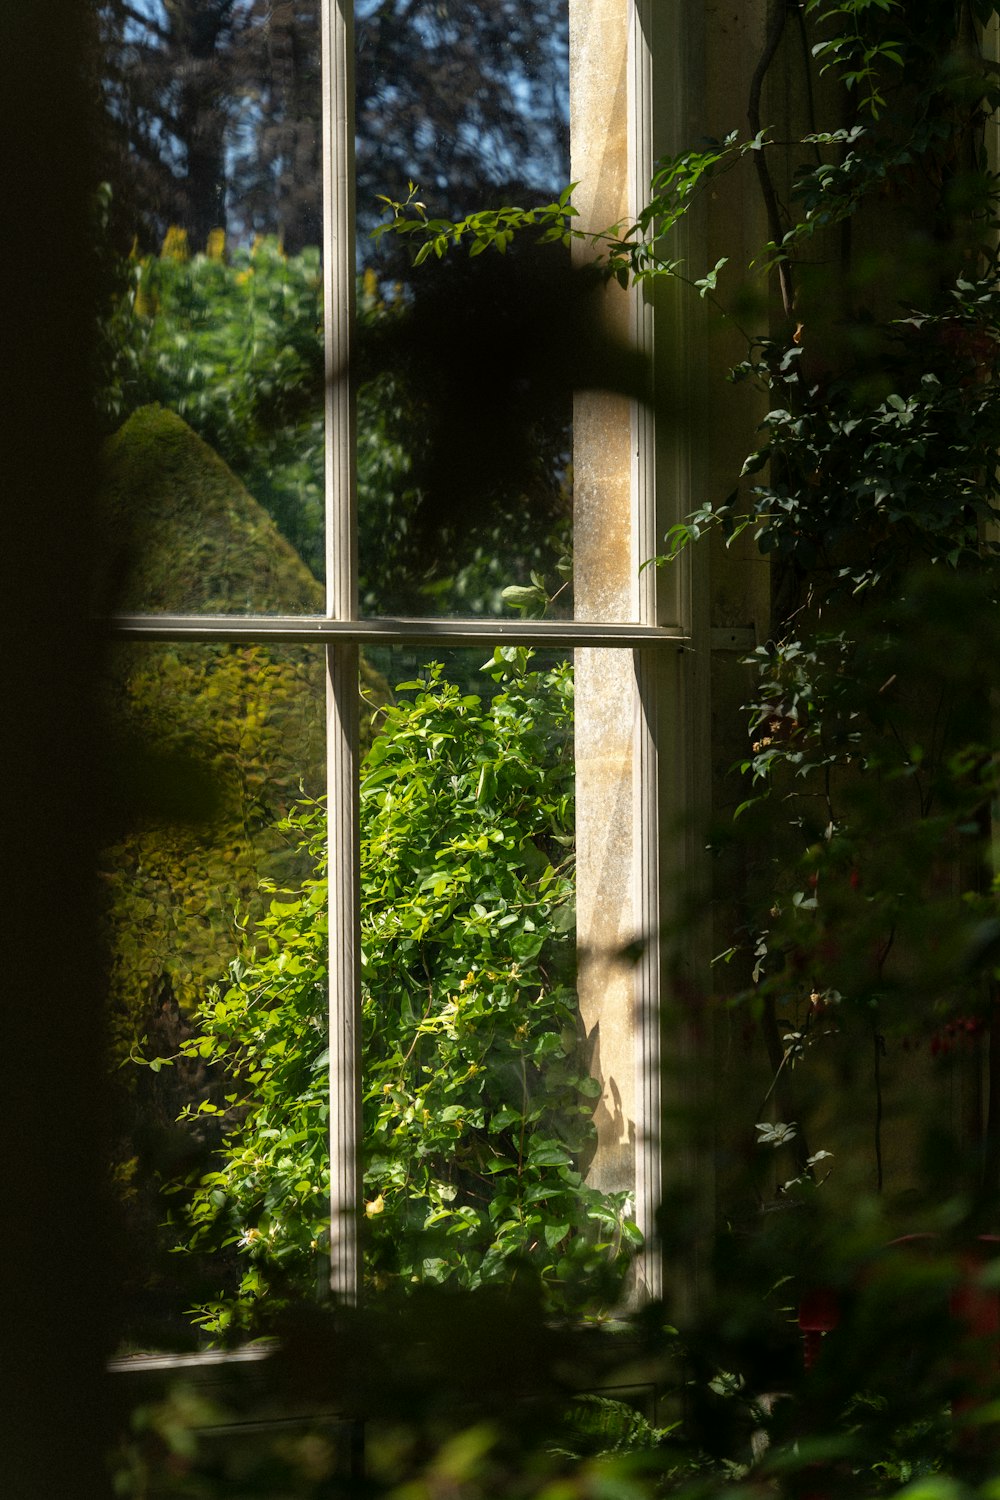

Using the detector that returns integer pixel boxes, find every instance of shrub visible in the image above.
[166,649,636,1334]
[103,233,571,614]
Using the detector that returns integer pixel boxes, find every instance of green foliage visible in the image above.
[104,642,322,1024]
[108,3,1000,1488]
[375,144,763,293]
[99,406,387,1040]
[555,1393,682,1458]
[102,229,573,614]
[372,181,580,264]
[370,9,1000,1486]
[805,0,906,119]
[633,11,1000,1255]
[109,231,520,613]
[100,406,324,1052]
[101,403,325,614]
[111,234,327,575]
[163,651,636,1334]
[706,277,1000,587]
[98,410,390,1350]
[730,573,1000,1084]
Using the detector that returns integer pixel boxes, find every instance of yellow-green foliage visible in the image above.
[102,403,323,615]
[101,405,387,1049]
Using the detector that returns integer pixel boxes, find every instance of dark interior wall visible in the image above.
[0,7,116,1494]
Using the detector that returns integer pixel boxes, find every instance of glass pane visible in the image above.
[358,647,632,1311]
[97,2,326,609]
[103,638,330,1349]
[356,2,574,620]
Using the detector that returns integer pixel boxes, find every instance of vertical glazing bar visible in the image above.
[629,0,663,1302]
[632,647,663,1301]
[630,0,656,626]
[326,640,361,1300]
[321,0,360,1301]
[322,0,357,620]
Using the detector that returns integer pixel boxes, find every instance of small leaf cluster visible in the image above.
[165,652,636,1334]
[710,275,1000,598]
[501,555,573,618]
[374,141,761,294]
[806,0,905,119]
[660,277,1000,573]
[603,135,764,289]
[124,234,328,575]
[372,181,579,264]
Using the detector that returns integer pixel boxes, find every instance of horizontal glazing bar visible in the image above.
[108,1347,274,1375]
[109,615,689,649]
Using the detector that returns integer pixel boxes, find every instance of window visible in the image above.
[110,0,705,1312]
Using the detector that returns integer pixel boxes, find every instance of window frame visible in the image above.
[111,0,697,1307]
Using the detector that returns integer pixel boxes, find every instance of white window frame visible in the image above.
[114,0,702,1307]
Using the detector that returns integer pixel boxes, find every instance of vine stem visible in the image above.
[872,931,894,1193]
[748,0,795,319]
[517,1053,528,1222]
[760,994,813,1177]
[984,987,1000,1198]
[873,1023,884,1193]
[398,989,434,1070]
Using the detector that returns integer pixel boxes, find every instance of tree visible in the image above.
[98,0,569,255]
[354,0,568,242]
[100,0,240,249]
[99,404,391,1345]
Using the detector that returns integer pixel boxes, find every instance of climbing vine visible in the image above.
[379,1,1000,1213]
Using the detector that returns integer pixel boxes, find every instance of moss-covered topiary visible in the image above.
[102,403,325,615]
[101,406,393,1340]
[101,403,386,1045]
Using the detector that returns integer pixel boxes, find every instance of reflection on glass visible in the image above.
[355,0,569,237]
[357,1,574,620]
[98,1,325,600]
[100,2,322,252]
